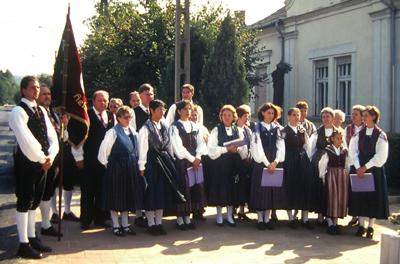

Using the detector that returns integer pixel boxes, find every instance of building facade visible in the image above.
[251,0,400,132]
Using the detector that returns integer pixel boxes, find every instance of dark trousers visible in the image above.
[14,152,46,212]
[80,160,107,226]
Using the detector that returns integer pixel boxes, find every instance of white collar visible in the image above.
[21,98,37,108]
[139,104,149,112]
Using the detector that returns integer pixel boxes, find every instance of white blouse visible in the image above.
[165,102,204,127]
[309,127,347,157]
[208,125,247,160]
[318,145,351,181]
[251,122,285,167]
[138,120,173,171]
[169,120,207,162]
[97,126,137,167]
[349,127,388,170]
[9,98,59,164]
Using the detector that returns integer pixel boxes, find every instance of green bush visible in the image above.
[386,133,400,187]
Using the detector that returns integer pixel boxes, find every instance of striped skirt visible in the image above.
[325,167,348,218]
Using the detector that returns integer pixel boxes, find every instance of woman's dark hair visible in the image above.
[149,99,166,119]
[174,100,191,121]
[257,102,281,122]
[287,107,300,116]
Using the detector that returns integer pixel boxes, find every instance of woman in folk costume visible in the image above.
[309,107,344,224]
[318,130,350,235]
[190,103,209,221]
[344,104,365,227]
[234,104,253,220]
[349,105,389,239]
[169,100,207,230]
[138,99,182,236]
[282,108,313,229]
[207,105,247,227]
[98,106,144,236]
[249,103,286,230]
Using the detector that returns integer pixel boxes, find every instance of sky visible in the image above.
[0,0,284,76]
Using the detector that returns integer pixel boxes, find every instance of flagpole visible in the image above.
[58,4,71,242]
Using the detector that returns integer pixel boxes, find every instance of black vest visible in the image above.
[216,123,239,147]
[173,121,198,156]
[326,145,347,168]
[18,102,49,156]
[134,107,149,132]
[259,123,279,162]
[83,108,114,162]
[358,126,382,167]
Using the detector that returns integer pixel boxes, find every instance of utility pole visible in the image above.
[174,0,190,101]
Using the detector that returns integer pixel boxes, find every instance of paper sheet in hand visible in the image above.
[350,173,375,192]
[261,168,283,187]
[187,164,204,187]
[223,138,247,148]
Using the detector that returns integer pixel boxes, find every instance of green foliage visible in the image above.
[386,133,400,187]
[200,14,250,127]
[0,70,19,105]
[36,73,52,87]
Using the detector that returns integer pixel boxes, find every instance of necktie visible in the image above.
[145,109,149,115]
[46,108,58,131]
[98,113,107,128]
[32,106,40,119]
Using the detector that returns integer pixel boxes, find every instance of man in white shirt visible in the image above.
[9,76,59,259]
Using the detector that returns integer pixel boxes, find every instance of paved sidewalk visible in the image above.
[0,192,398,264]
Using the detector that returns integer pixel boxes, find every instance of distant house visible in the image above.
[251,0,400,132]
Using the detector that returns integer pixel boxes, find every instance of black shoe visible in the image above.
[355,226,366,237]
[50,213,60,224]
[348,218,359,227]
[271,211,278,222]
[326,225,336,235]
[186,222,196,230]
[156,224,167,235]
[334,225,342,235]
[122,225,136,236]
[216,221,224,227]
[193,213,207,221]
[62,212,80,222]
[226,219,236,227]
[237,213,251,221]
[28,237,52,253]
[94,221,111,228]
[80,224,91,230]
[134,217,147,228]
[302,221,314,230]
[256,222,267,230]
[147,225,159,236]
[176,223,187,231]
[366,227,374,239]
[16,243,43,259]
[41,226,63,237]
[112,227,125,237]
[289,220,298,229]
[265,221,275,230]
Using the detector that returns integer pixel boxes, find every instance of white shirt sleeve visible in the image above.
[304,133,313,159]
[197,105,204,126]
[309,131,317,158]
[165,104,176,127]
[318,153,329,180]
[97,129,117,166]
[169,125,196,163]
[130,110,137,131]
[9,106,47,164]
[364,133,389,169]
[207,127,228,160]
[250,131,269,167]
[349,134,361,169]
[195,126,208,159]
[276,131,285,163]
[40,106,60,162]
[138,125,149,171]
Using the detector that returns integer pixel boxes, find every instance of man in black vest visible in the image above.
[9,76,59,259]
[133,83,154,132]
[75,90,114,229]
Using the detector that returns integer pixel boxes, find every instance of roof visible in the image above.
[250,7,287,29]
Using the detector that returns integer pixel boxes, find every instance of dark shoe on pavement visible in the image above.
[366,227,374,239]
[156,224,167,235]
[265,221,275,230]
[122,225,136,236]
[134,217,147,228]
[50,213,60,224]
[147,225,159,236]
[302,221,314,230]
[216,221,224,227]
[176,223,188,231]
[28,237,52,253]
[186,222,196,230]
[226,219,236,227]
[41,226,63,237]
[193,213,207,221]
[63,212,80,222]
[256,222,267,230]
[326,225,336,235]
[16,243,43,259]
[112,227,124,237]
[289,220,298,229]
[355,226,366,237]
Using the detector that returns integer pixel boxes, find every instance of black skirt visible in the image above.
[310,149,327,214]
[206,153,241,207]
[232,159,252,207]
[102,155,144,212]
[348,167,389,219]
[249,162,288,211]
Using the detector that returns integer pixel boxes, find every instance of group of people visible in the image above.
[10,76,390,260]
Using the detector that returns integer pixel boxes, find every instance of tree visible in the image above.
[37,73,52,87]
[201,14,250,127]
[0,70,19,105]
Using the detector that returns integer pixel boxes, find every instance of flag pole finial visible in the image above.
[68,3,70,16]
